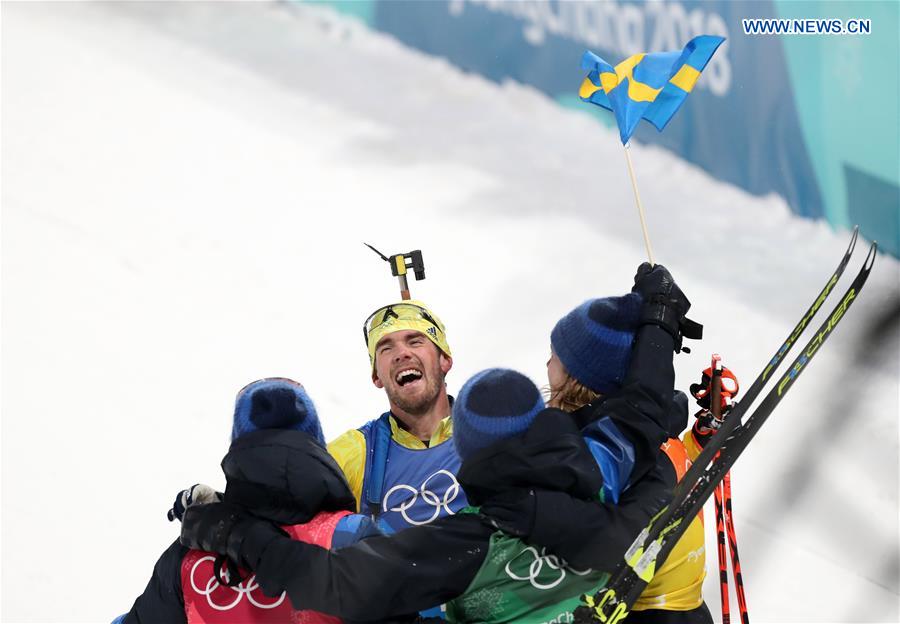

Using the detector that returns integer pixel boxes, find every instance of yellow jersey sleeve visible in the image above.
[327,429,367,512]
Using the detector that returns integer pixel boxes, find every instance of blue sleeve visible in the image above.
[110,616,127,624]
[331,513,384,549]
[582,416,635,503]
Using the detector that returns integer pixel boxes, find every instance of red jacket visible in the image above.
[182,510,350,623]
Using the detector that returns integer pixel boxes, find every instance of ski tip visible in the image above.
[864,242,877,270]
[847,225,859,255]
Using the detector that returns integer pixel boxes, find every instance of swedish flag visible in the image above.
[579,35,725,144]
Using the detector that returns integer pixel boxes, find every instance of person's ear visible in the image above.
[439,354,453,375]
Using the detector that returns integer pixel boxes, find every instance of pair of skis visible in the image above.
[574,227,876,623]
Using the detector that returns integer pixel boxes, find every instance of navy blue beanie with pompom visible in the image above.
[231,378,324,444]
[452,368,545,460]
[550,292,642,394]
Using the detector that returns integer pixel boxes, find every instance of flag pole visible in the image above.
[623,142,655,266]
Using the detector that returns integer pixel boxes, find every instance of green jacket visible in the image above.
[446,509,609,623]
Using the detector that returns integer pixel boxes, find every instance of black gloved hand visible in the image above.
[632,262,702,352]
[478,488,538,538]
[167,483,224,522]
[180,502,286,569]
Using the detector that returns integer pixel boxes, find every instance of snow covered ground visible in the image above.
[2,3,898,622]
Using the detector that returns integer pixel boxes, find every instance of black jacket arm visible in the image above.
[251,514,491,621]
[123,539,188,624]
[528,457,676,570]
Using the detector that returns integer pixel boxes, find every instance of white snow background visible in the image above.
[2,3,898,622]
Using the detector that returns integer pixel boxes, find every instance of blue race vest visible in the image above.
[359,413,468,534]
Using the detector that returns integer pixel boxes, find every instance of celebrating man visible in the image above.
[327,300,468,532]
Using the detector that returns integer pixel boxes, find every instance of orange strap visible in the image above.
[661,437,691,481]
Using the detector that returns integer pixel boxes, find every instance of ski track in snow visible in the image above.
[2,3,898,622]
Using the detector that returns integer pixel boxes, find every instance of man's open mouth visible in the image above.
[395,368,423,386]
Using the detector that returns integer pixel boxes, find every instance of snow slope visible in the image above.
[2,3,897,622]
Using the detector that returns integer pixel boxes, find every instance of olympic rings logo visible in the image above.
[504,546,592,590]
[189,555,286,611]
[382,469,461,526]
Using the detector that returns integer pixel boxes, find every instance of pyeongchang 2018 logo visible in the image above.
[189,556,286,611]
[447,0,732,96]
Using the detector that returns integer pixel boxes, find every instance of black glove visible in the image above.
[478,488,538,538]
[632,262,702,352]
[167,483,223,522]
[180,502,286,570]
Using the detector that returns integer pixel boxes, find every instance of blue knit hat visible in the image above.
[231,378,324,444]
[550,293,642,394]
[453,368,545,460]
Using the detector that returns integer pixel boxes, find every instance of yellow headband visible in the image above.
[364,300,451,370]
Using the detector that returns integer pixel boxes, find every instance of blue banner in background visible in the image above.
[373,0,823,220]
[307,0,899,257]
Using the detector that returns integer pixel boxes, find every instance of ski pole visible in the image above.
[723,471,750,624]
[710,354,727,426]
[709,355,731,624]
[710,354,750,624]
[364,244,426,300]
[714,481,730,624]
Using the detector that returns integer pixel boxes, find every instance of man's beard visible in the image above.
[386,370,445,416]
